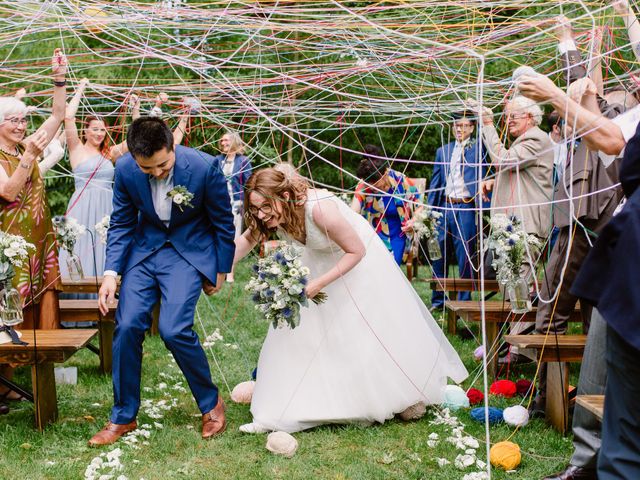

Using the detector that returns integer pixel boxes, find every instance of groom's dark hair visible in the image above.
[127,117,174,158]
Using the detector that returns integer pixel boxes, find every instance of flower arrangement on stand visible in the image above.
[487,214,540,313]
[53,215,86,281]
[246,243,327,329]
[412,206,443,260]
[0,232,34,344]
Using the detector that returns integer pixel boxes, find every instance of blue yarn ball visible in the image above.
[470,407,504,424]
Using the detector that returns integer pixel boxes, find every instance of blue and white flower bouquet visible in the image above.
[246,243,326,329]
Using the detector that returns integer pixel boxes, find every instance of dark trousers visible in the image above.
[110,244,217,424]
[597,326,640,479]
[431,202,477,308]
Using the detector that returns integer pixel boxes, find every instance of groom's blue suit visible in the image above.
[105,145,236,424]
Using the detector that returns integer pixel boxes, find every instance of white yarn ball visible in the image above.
[230,381,255,404]
[503,405,529,427]
[266,431,298,458]
[399,402,427,421]
[443,385,470,411]
[512,66,538,82]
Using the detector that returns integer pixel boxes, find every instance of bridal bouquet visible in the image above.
[412,206,442,240]
[487,214,540,286]
[95,215,110,245]
[246,243,327,329]
[53,215,86,253]
[0,232,33,281]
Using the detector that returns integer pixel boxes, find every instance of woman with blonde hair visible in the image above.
[215,130,252,282]
[230,165,467,433]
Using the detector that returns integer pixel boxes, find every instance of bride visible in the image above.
[232,166,468,433]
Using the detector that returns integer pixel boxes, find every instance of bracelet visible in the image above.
[19,162,32,170]
[53,80,66,87]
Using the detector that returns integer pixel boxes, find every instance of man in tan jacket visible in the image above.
[480,95,555,361]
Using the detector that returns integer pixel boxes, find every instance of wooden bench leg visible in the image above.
[31,362,57,431]
[150,302,160,336]
[99,321,114,374]
[485,322,498,379]
[446,308,457,335]
[546,361,570,434]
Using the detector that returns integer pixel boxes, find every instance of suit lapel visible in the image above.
[169,152,192,228]
[133,166,163,225]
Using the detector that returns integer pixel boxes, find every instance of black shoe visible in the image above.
[528,394,545,419]
[542,465,597,480]
[0,403,9,415]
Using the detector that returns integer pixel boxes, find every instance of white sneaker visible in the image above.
[239,422,269,434]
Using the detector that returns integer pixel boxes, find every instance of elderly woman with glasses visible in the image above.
[0,49,68,408]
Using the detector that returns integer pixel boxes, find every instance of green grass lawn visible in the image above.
[0,261,575,479]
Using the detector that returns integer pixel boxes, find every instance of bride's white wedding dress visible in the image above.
[247,189,468,433]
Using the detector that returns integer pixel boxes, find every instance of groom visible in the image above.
[90,117,236,446]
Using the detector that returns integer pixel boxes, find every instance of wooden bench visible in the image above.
[0,329,97,430]
[61,276,106,294]
[59,299,116,374]
[506,334,587,434]
[448,300,584,378]
[576,395,604,422]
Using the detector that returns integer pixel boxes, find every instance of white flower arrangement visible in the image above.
[0,232,34,280]
[52,216,86,253]
[487,214,540,286]
[95,215,110,245]
[412,206,442,240]
[166,185,194,212]
[245,243,326,329]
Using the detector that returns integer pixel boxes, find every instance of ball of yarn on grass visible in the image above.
[231,381,255,404]
[443,385,470,410]
[490,441,521,470]
[399,402,426,421]
[490,379,517,398]
[470,407,503,424]
[474,345,485,360]
[266,431,298,458]
[503,405,529,427]
[515,379,536,397]
[466,388,484,406]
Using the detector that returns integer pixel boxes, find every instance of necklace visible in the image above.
[0,144,19,157]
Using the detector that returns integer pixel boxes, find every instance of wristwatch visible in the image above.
[19,162,31,169]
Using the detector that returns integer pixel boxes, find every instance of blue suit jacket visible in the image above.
[427,139,489,209]
[213,154,252,203]
[105,145,236,284]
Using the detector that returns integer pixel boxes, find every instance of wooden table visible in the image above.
[61,276,106,294]
[59,299,116,374]
[0,329,97,430]
[576,395,604,422]
[506,334,587,434]
[447,301,584,378]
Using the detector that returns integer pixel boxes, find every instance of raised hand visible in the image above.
[51,48,67,79]
[567,77,597,104]
[553,15,574,42]
[24,130,48,159]
[517,74,562,103]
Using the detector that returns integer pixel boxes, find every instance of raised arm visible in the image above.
[26,49,67,146]
[518,74,626,155]
[64,78,89,153]
[172,110,190,146]
[613,0,640,62]
[129,93,140,121]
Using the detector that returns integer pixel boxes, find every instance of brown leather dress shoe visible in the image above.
[88,420,137,447]
[202,397,226,439]
[543,465,597,480]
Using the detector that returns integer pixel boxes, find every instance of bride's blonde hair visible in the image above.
[244,164,308,240]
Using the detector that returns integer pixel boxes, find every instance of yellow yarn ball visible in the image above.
[490,441,521,470]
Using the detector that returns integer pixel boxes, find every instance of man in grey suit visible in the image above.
[480,95,555,360]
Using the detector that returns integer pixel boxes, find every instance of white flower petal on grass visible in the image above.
[436,458,451,467]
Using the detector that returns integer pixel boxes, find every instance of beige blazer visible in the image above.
[483,124,554,238]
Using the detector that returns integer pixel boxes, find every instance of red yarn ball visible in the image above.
[467,388,484,405]
[515,379,536,397]
[490,380,517,398]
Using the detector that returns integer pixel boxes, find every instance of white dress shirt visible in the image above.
[549,134,568,181]
[444,140,471,199]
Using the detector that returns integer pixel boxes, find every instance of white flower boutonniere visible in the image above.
[167,185,194,212]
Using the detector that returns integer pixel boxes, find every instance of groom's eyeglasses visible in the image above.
[248,204,273,216]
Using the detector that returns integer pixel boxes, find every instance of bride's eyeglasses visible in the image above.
[248,203,273,216]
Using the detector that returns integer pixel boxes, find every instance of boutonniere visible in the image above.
[167,185,194,212]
